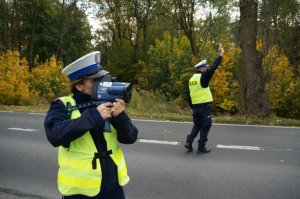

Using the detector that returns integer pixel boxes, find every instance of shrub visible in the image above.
[0,51,69,105]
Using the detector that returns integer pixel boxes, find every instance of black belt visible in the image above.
[92,150,112,169]
[192,102,212,109]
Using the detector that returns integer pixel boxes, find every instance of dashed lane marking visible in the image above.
[3,128,295,152]
[138,139,180,146]
[28,113,46,115]
[216,144,262,151]
[7,127,37,132]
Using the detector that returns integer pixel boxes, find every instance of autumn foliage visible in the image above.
[263,46,300,118]
[136,33,299,118]
[0,41,299,118]
[0,51,69,105]
[137,32,239,114]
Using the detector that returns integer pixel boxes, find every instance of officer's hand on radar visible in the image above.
[97,102,113,120]
[219,43,224,56]
[111,99,125,117]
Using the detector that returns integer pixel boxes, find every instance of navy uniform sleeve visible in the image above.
[110,112,138,144]
[200,55,223,88]
[44,99,105,147]
[186,92,193,108]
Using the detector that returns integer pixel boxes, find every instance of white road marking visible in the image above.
[8,127,37,132]
[28,113,46,115]
[3,124,294,152]
[138,139,180,146]
[216,144,263,151]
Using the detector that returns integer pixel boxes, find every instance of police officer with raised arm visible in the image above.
[184,44,225,154]
[44,51,138,199]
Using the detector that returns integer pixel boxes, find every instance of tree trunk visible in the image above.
[28,2,38,72]
[0,1,9,51]
[56,0,78,59]
[188,31,198,58]
[174,0,198,58]
[239,0,270,117]
[262,0,271,55]
[10,0,15,51]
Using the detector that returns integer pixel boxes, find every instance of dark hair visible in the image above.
[70,77,103,93]
[71,78,86,93]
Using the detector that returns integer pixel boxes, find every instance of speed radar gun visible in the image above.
[77,75,132,132]
[92,75,132,132]
[92,75,132,103]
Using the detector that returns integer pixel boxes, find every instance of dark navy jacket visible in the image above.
[187,55,223,109]
[44,89,138,194]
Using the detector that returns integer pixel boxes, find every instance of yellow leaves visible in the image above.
[31,57,69,100]
[0,51,32,105]
[220,99,238,113]
[0,51,69,105]
[272,54,292,80]
[263,45,300,118]
[209,40,239,113]
[256,40,263,51]
[49,56,57,68]
[0,80,14,104]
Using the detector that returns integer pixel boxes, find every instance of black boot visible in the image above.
[184,143,193,152]
[197,146,211,154]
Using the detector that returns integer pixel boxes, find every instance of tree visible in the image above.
[174,0,198,58]
[239,0,270,117]
[0,0,10,52]
[56,2,93,65]
[0,0,92,69]
[259,0,300,75]
[56,0,78,59]
[19,0,45,71]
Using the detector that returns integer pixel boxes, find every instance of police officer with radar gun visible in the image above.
[184,44,224,154]
[44,51,138,199]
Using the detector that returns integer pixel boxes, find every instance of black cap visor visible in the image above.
[75,68,109,80]
[86,69,109,79]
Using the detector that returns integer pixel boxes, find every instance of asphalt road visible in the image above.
[0,111,299,199]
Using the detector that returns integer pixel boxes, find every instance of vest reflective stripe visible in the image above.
[57,95,129,196]
[58,173,100,189]
[58,156,101,171]
[189,73,213,104]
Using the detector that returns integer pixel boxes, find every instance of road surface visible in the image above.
[0,111,299,199]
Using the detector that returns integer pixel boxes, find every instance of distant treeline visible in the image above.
[0,0,299,118]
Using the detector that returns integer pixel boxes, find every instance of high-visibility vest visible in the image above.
[189,73,213,104]
[57,95,129,197]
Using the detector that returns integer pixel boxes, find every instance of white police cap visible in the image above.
[62,51,109,81]
[194,59,207,69]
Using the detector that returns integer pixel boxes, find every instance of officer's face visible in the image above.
[75,79,94,95]
[199,67,207,73]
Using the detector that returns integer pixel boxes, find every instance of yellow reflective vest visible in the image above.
[57,95,129,196]
[189,73,213,104]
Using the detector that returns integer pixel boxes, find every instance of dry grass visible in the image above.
[1,90,299,127]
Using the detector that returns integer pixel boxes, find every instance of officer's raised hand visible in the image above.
[97,102,113,120]
[111,99,125,117]
[219,43,225,56]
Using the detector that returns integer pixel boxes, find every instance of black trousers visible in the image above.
[186,106,212,149]
[62,185,125,199]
